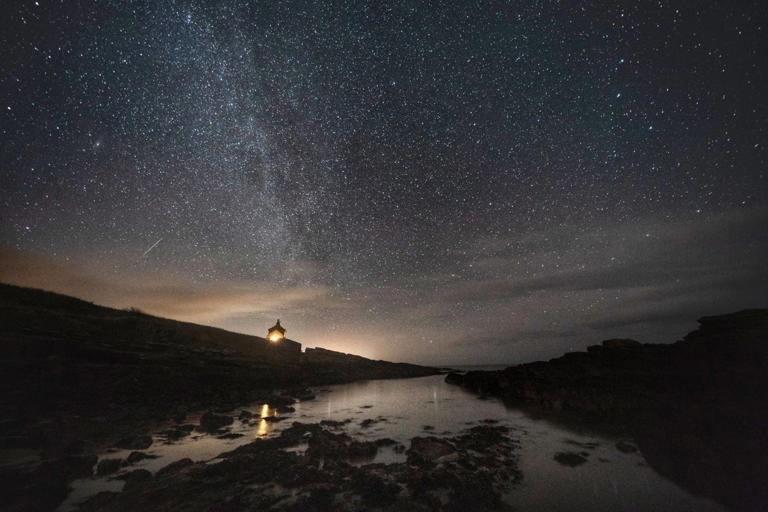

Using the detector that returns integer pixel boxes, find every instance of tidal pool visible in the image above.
[60,374,727,511]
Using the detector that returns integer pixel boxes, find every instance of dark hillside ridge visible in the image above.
[0,282,437,455]
[0,282,301,366]
[446,309,768,512]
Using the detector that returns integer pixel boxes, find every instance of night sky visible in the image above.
[2,1,766,365]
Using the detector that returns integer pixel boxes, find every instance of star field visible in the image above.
[2,1,767,364]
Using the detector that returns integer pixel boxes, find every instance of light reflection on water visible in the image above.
[60,374,727,512]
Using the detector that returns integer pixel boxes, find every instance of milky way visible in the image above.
[2,1,767,364]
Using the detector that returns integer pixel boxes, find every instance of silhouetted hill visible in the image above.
[0,282,439,510]
[0,283,437,430]
[0,282,301,366]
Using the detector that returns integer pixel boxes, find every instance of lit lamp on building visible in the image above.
[267,319,286,343]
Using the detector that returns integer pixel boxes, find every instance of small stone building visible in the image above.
[267,319,286,342]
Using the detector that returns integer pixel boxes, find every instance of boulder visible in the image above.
[198,412,233,432]
[96,457,123,476]
[115,435,153,450]
[407,437,456,464]
[155,458,193,478]
[554,451,587,467]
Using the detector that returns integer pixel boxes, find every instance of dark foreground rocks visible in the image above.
[0,283,440,511]
[76,422,520,512]
[447,309,768,512]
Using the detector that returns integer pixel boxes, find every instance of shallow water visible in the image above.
[60,374,727,511]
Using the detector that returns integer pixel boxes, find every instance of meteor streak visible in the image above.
[142,238,163,257]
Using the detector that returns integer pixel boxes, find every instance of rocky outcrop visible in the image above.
[446,309,768,512]
[75,421,521,512]
[448,310,767,417]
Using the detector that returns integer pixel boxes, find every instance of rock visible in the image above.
[217,432,244,440]
[347,440,378,459]
[238,410,253,421]
[115,435,153,450]
[320,419,351,428]
[290,388,316,401]
[155,458,193,478]
[118,469,152,491]
[96,457,123,476]
[351,472,400,507]
[616,440,638,453]
[125,451,156,465]
[198,411,233,432]
[407,437,456,464]
[161,424,195,441]
[554,452,587,467]
[53,454,99,480]
[444,371,465,385]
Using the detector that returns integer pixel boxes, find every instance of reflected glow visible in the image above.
[255,403,276,437]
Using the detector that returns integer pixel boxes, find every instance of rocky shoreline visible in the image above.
[0,284,439,511]
[74,420,520,511]
[3,283,765,511]
[446,309,768,512]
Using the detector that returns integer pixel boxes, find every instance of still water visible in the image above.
[61,374,726,511]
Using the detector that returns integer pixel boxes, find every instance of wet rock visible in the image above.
[348,440,378,459]
[320,419,351,428]
[96,457,123,476]
[554,451,588,467]
[407,437,456,464]
[351,472,399,507]
[115,434,153,450]
[616,440,638,453]
[125,451,157,465]
[118,468,152,491]
[64,422,520,512]
[199,411,233,432]
[161,423,195,441]
[278,422,322,446]
[155,457,193,478]
[290,388,316,401]
[217,432,244,440]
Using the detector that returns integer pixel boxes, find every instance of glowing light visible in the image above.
[268,332,284,342]
[255,403,275,437]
